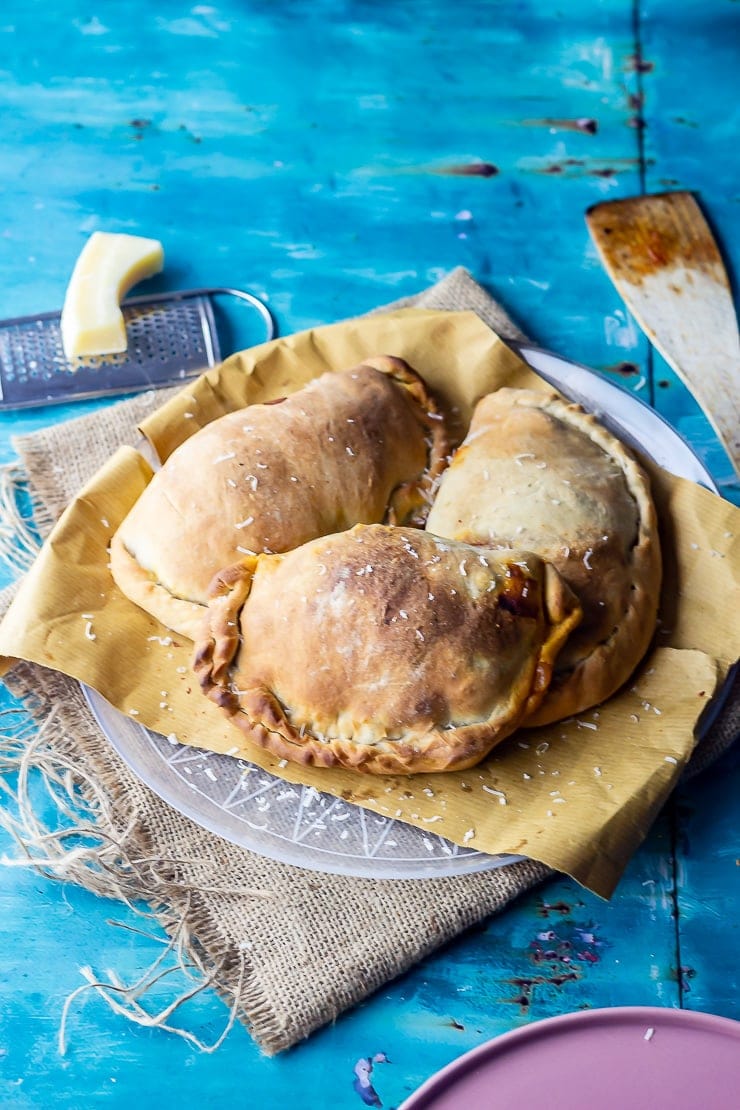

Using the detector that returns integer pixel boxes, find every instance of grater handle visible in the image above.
[200,287,276,345]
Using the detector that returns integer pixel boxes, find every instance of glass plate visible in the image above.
[83,346,718,879]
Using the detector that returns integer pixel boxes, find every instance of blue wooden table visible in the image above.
[1,2,738,1107]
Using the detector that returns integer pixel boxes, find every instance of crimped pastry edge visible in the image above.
[192,544,582,776]
[451,388,662,727]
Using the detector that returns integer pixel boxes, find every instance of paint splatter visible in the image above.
[530,921,606,969]
[674,965,697,994]
[505,914,607,1011]
[536,900,572,918]
[525,156,645,178]
[352,1052,390,1107]
[434,161,499,177]
[130,118,153,141]
[521,117,598,134]
[507,971,580,1010]
[605,361,640,378]
[625,54,655,74]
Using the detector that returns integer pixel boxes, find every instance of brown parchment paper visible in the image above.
[0,309,737,898]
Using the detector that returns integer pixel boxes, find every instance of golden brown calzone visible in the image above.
[193,524,582,774]
[425,388,661,725]
[110,357,448,639]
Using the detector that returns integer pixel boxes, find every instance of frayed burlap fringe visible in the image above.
[0,676,261,1053]
[0,655,550,1056]
[57,933,247,1056]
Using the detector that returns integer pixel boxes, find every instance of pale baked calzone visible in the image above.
[193,524,582,774]
[425,388,661,725]
[110,357,448,639]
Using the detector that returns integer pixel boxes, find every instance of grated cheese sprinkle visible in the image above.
[482,785,507,805]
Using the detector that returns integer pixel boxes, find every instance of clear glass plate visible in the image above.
[83,346,718,879]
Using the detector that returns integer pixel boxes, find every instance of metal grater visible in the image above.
[0,286,275,410]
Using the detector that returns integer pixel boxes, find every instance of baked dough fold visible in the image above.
[193,524,582,774]
[110,357,448,639]
[425,388,662,724]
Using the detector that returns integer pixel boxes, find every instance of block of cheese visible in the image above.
[60,231,164,358]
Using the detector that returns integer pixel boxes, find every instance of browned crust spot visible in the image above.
[192,543,581,776]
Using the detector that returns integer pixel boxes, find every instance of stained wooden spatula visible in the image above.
[586,191,740,478]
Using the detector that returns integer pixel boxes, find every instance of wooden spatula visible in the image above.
[586,191,740,478]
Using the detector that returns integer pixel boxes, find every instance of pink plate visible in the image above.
[400,1007,740,1110]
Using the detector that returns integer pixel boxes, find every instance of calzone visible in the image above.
[193,524,582,775]
[425,388,661,725]
[110,357,448,639]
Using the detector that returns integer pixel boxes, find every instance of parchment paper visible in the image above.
[1,309,737,898]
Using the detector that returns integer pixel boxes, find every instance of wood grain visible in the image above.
[587,192,740,475]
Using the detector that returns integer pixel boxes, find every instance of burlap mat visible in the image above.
[1,268,737,1055]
